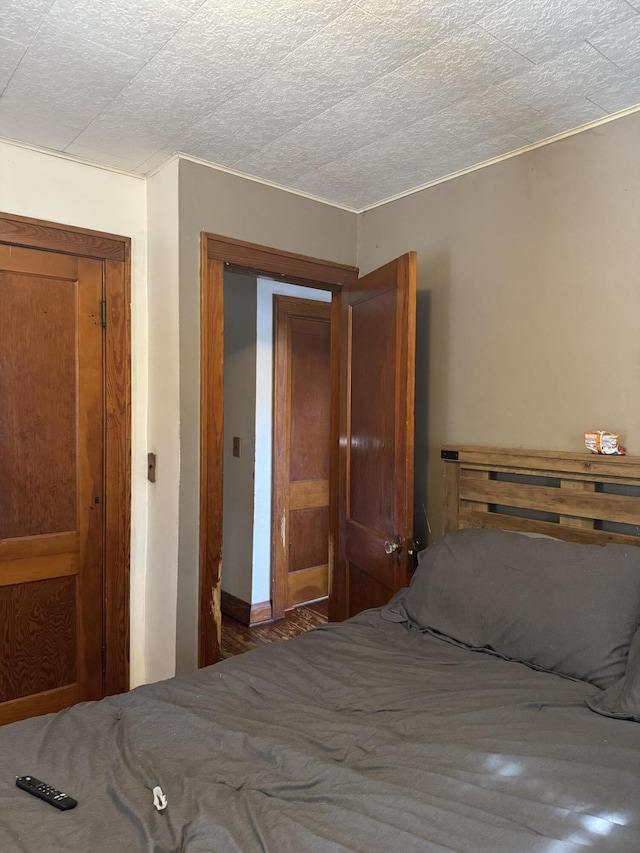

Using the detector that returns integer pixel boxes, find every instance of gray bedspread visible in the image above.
[1,609,639,852]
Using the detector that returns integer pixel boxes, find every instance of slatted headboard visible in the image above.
[441,446,640,546]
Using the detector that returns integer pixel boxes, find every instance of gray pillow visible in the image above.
[393,529,640,688]
[587,624,640,721]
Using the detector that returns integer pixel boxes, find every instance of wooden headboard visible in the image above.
[441,446,640,546]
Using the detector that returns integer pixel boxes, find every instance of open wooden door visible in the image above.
[330,253,416,621]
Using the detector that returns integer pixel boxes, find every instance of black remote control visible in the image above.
[15,776,77,810]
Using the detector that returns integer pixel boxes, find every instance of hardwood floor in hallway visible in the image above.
[221,600,328,659]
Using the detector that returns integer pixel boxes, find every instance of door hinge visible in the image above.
[101,646,107,674]
[100,300,107,328]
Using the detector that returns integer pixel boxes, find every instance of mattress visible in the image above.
[1,608,639,852]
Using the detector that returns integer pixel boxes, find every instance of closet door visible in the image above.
[332,253,416,620]
[0,245,105,723]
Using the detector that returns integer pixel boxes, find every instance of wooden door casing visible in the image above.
[199,234,358,666]
[0,212,131,720]
[272,296,331,618]
[332,253,416,620]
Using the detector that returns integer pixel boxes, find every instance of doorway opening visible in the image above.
[199,233,357,666]
[220,272,333,633]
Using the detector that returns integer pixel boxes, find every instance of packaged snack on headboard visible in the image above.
[584,430,626,455]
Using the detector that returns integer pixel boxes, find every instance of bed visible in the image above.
[1,447,640,852]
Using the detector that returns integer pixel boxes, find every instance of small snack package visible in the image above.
[584,431,626,455]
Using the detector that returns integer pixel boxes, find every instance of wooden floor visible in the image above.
[221,599,328,659]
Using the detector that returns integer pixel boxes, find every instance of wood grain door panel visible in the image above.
[349,287,397,532]
[272,297,331,617]
[0,247,104,722]
[0,271,77,539]
[0,576,77,702]
[333,253,416,620]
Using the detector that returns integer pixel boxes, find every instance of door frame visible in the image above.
[0,211,131,696]
[199,232,358,667]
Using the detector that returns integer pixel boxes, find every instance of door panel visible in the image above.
[349,287,396,532]
[0,247,104,723]
[0,576,77,702]
[332,253,416,620]
[347,562,394,617]
[272,296,331,618]
[289,319,331,483]
[0,271,77,539]
[289,506,329,580]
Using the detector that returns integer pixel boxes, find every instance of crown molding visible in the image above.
[357,103,640,213]
[0,135,146,179]
[174,152,358,213]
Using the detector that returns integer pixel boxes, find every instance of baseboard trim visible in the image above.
[249,599,273,625]
[221,591,272,627]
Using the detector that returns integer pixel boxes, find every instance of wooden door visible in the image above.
[272,296,331,618]
[0,244,105,723]
[331,253,416,621]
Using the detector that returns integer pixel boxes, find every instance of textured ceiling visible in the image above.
[1,0,640,210]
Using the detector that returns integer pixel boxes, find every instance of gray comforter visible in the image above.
[1,609,639,852]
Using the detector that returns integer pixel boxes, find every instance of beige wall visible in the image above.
[146,159,180,683]
[175,159,358,672]
[357,112,640,543]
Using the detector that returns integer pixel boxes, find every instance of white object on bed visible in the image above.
[152,786,167,812]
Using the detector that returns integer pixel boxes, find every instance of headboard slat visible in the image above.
[459,475,640,526]
[443,446,640,479]
[443,446,640,544]
[457,509,640,547]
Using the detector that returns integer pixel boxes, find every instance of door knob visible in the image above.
[384,537,401,555]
